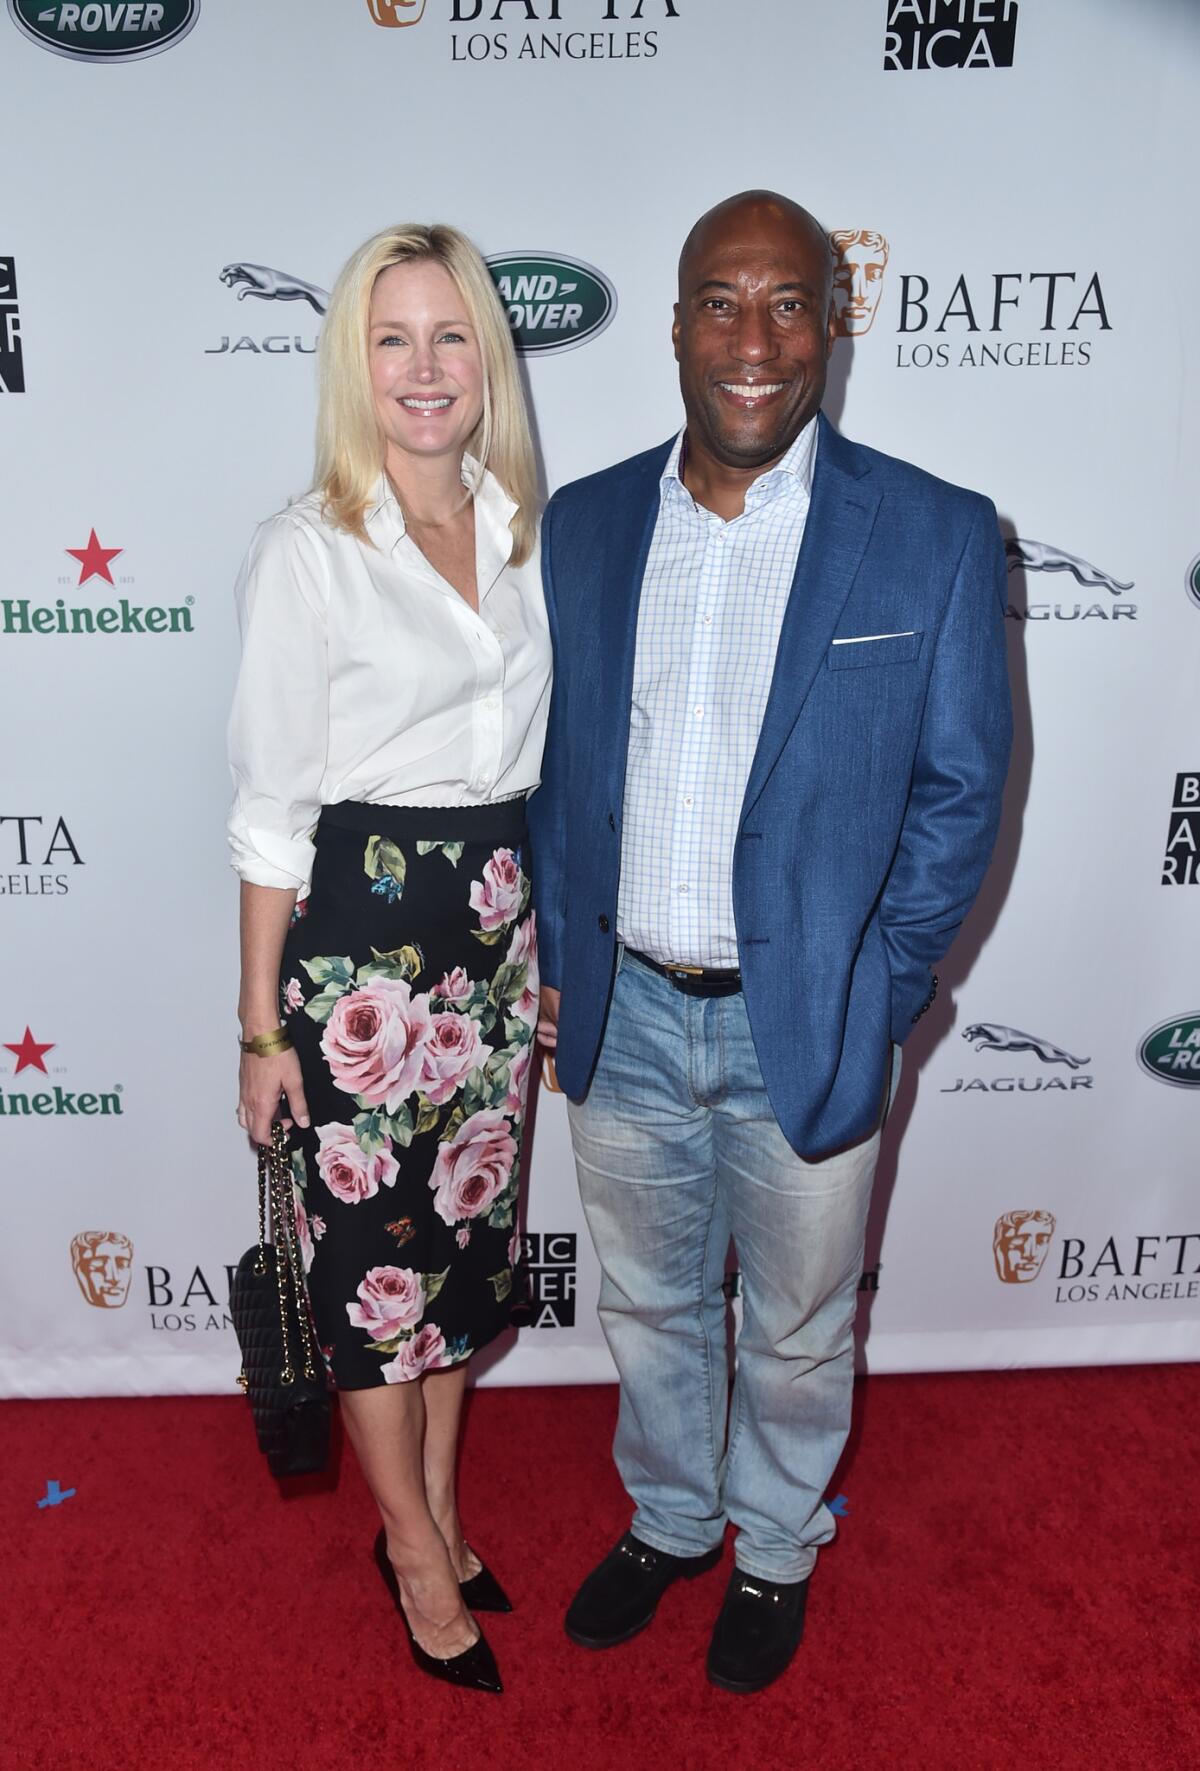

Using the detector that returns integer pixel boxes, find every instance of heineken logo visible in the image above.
[487,252,616,356]
[8,1,199,62]
[2,1027,123,1116]
[1,527,195,636]
[1138,1014,1200,1088]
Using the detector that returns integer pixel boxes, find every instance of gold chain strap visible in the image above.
[276,1129,319,1385]
[258,1125,319,1387]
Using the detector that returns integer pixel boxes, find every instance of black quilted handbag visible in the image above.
[229,1124,330,1477]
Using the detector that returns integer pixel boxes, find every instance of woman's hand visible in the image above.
[237,1046,310,1147]
[537,985,561,1051]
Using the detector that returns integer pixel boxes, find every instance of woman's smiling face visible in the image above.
[368,259,485,467]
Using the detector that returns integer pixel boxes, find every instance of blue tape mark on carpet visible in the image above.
[37,1480,76,1509]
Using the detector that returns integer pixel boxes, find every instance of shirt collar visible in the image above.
[659,413,819,511]
[365,453,519,552]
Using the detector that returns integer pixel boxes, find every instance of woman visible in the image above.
[227,223,549,1695]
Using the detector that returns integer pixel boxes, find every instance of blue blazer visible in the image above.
[528,413,1012,1157]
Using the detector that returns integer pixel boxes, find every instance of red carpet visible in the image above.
[5,1366,1198,1770]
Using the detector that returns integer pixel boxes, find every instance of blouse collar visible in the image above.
[365,454,518,554]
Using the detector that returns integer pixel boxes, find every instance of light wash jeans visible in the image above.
[568,950,896,1584]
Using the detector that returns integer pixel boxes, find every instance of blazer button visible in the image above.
[608,812,616,832]
[598,914,610,933]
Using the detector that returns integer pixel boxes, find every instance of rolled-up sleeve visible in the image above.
[227,513,331,893]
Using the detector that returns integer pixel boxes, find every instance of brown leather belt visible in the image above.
[626,949,742,998]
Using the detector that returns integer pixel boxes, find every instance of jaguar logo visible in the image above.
[218,263,329,315]
[962,1023,1090,1069]
[1004,540,1133,594]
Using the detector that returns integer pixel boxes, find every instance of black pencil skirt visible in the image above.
[278,798,536,1390]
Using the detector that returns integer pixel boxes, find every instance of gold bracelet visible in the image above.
[239,1027,293,1057]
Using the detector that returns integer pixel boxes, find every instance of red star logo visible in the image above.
[4,1027,56,1074]
[66,529,123,586]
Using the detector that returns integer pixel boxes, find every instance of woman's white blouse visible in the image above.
[227,462,550,893]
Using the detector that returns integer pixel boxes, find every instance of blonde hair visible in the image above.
[314,223,537,564]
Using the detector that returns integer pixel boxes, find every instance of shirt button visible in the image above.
[682,795,694,809]
[693,705,704,719]
[702,614,713,626]
[484,695,497,711]
[677,884,690,895]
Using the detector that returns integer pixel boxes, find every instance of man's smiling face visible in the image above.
[673,196,836,476]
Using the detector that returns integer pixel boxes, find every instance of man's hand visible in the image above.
[537,985,561,1051]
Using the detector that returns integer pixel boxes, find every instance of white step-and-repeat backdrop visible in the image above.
[2,0,1197,1397]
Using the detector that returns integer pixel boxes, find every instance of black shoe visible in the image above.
[459,1551,513,1614]
[565,1530,723,1650]
[373,1530,503,1694]
[706,1569,810,1694]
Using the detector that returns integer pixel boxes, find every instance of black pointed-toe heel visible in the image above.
[373,1531,503,1694]
[459,1552,513,1614]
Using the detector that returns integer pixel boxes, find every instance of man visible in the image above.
[529,190,1011,1693]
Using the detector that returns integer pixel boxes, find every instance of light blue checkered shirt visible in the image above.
[617,417,818,969]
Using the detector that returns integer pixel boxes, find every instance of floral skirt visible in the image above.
[279,798,536,1390]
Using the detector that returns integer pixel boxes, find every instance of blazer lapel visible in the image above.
[593,441,673,797]
[740,416,882,824]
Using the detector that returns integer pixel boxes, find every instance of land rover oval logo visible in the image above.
[487,253,616,357]
[1186,554,1200,614]
[8,0,200,62]
[1137,1013,1200,1088]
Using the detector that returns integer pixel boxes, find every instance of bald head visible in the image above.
[671,189,837,487]
[678,190,834,308]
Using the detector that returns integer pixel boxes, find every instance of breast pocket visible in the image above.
[826,631,924,670]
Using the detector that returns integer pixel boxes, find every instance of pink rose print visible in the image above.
[321,977,432,1112]
[312,1215,327,1242]
[382,1322,449,1383]
[429,1108,517,1227]
[469,847,523,932]
[315,1121,399,1205]
[346,1265,424,1341]
[437,966,471,1004]
[417,1011,487,1107]
[504,1040,533,1119]
[293,1187,318,1274]
[505,913,539,1027]
[456,1226,471,1250]
[508,1232,521,1267]
[283,977,305,1014]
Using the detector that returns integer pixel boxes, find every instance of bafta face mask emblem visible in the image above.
[368,0,427,24]
[71,1231,134,1307]
[829,230,890,337]
[993,1211,1056,1284]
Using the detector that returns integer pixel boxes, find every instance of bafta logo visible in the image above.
[993,1211,1056,1284]
[541,1053,563,1094]
[70,1230,134,1308]
[829,230,890,336]
[367,0,427,24]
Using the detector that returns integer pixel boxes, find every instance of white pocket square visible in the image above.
[830,631,917,646]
